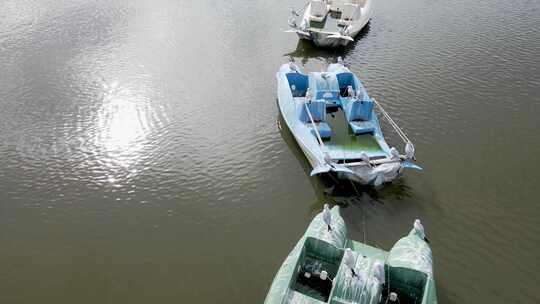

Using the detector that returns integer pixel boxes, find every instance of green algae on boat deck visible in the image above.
[326,133,382,153]
[324,111,383,153]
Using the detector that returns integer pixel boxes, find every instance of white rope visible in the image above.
[380,107,408,142]
[373,98,408,142]
[372,98,411,145]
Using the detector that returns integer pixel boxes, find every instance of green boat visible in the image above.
[264,205,437,304]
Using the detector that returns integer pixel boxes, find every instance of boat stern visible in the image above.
[310,157,422,186]
[312,31,353,47]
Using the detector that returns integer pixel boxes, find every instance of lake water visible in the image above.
[1,0,539,303]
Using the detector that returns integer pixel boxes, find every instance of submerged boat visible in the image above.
[276,61,420,186]
[287,0,373,47]
[264,205,437,304]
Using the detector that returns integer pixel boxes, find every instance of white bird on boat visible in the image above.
[347,85,354,97]
[405,142,416,160]
[343,248,357,277]
[289,62,299,72]
[323,204,332,231]
[360,151,372,168]
[390,147,400,160]
[373,261,385,284]
[413,219,429,243]
[305,87,312,100]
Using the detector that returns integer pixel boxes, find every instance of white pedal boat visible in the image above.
[287,0,373,47]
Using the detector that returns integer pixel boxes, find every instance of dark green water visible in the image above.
[1,0,539,303]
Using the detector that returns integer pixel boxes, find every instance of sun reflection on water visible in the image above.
[94,80,149,168]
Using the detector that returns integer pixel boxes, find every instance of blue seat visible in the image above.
[286,73,309,97]
[306,122,332,139]
[299,100,327,123]
[349,120,375,134]
[299,99,332,139]
[346,99,373,121]
[343,98,375,134]
[336,72,357,96]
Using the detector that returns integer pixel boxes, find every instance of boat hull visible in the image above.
[277,82,321,173]
[298,31,351,47]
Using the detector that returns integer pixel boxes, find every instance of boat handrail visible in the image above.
[345,155,407,167]
[303,101,326,148]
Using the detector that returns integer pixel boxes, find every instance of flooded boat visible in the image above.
[264,205,437,304]
[287,0,373,47]
[276,60,421,186]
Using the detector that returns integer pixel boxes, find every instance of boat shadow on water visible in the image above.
[283,22,372,65]
[277,111,414,212]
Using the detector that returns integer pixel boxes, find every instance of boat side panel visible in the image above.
[277,67,326,171]
[421,278,438,304]
[264,239,305,304]
[345,0,373,38]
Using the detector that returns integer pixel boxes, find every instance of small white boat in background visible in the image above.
[287,0,373,47]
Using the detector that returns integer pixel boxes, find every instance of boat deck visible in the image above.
[347,239,389,261]
[286,290,325,304]
[309,11,344,33]
[324,111,384,157]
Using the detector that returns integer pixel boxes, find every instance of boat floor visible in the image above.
[324,111,383,155]
[309,11,344,33]
[287,290,326,304]
[347,240,388,261]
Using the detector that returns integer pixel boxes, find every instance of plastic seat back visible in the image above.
[311,0,328,17]
[341,3,357,21]
[300,99,327,123]
[346,99,373,121]
[286,73,309,97]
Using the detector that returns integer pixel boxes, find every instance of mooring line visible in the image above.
[349,179,366,244]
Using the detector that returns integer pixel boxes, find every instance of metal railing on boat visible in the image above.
[303,101,326,148]
[342,156,408,167]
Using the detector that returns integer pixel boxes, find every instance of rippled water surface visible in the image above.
[1,0,539,303]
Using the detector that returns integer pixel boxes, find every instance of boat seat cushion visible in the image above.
[310,0,328,22]
[336,72,357,95]
[307,122,332,139]
[338,3,358,25]
[300,100,327,123]
[345,99,373,121]
[286,73,309,97]
[349,120,375,134]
